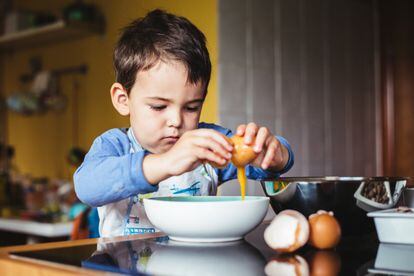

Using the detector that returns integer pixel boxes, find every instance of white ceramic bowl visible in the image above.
[145,240,265,275]
[143,196,269,242]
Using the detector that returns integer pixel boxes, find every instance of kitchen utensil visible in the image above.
[143,196,269,242]
[367,207,414,245]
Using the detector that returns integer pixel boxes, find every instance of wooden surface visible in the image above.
[0,232,164,275]
[380,0,414,177]
[0,20,103,52]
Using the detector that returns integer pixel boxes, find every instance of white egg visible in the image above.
[264,210,310,252]
[264,255,309,276]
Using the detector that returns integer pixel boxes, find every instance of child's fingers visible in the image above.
[254,127,269,153]
[244,122,258,144]
[196,129,233,151]
[193,136,232,160]
[236,124,246,136]
[196,148,227,166]
[261,139,280,169]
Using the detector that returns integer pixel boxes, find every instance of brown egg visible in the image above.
[308,211,341,249]
[306,250,341,276]
[230,135,258,167]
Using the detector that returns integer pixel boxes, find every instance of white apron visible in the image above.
[97,128,218,237]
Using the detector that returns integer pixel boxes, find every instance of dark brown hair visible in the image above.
[114,9,211,94]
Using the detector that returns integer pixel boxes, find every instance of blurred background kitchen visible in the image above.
[0,0,413,246]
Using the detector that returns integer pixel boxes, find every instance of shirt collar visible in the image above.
[127,128,144,152]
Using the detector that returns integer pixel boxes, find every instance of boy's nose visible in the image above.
[167,110,182,128]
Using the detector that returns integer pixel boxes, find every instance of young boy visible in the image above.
[74,9,294,238]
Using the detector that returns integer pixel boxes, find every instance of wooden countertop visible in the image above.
[0,232,165,275]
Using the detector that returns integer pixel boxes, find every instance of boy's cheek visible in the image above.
[184,115,201,130]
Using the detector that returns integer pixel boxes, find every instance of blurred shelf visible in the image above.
[0,218,72,237]
[0,19,103,52]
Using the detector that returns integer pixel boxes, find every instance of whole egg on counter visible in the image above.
[264,209,342,252]
[308,211,341,249]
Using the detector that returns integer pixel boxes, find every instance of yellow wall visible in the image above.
[1,0,218,179]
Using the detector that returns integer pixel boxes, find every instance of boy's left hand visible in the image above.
[236,123,289,171]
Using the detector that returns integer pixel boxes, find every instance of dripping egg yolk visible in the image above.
[208,135,258,200]
[230,135,258,200]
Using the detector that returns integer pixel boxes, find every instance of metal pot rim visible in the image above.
[259,176,410,183]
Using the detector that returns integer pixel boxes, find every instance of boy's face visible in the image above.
[124,61,205,154]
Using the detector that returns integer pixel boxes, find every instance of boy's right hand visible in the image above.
[143,129,233,184]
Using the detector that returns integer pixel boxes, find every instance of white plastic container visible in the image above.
[368,243,414,275]
[367,208,414,244]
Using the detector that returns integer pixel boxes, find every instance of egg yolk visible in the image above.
[237,167,247,200]
[230,135,258,200]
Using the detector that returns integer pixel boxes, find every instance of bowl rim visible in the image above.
[143,196,269,203]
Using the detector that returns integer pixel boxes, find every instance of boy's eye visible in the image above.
[149,105,166,111]
[185,105,201,112]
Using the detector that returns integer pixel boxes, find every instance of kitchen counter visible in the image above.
[0,218,72,237]
[0,218,72,246]
[0,221,409,275]
[0,232,164,275]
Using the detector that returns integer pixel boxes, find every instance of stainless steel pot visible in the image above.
[260,177,409,236]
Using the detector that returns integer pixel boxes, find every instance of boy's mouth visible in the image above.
[162,136,179,143]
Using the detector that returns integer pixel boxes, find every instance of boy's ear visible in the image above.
[110,83,130,116]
